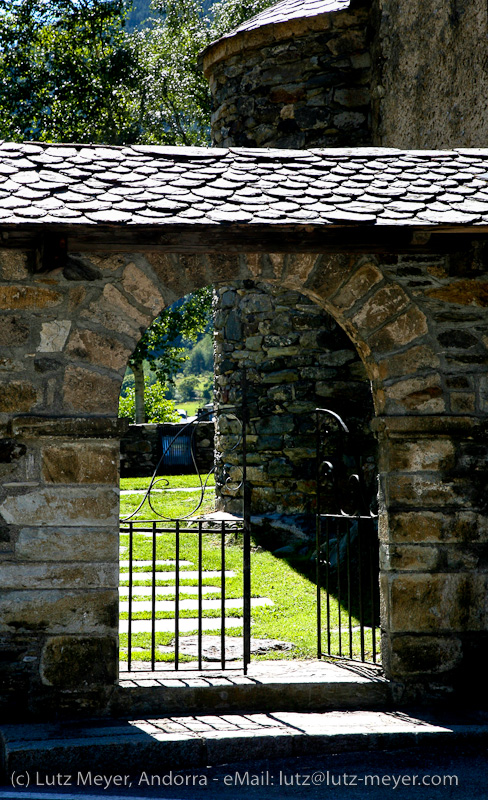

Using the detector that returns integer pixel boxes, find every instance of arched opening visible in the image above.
[116,276,380,673]
[3,232,475,719]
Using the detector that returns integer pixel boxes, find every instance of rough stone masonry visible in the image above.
[1,133,488,715]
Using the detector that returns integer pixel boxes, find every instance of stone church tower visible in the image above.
[201,0,488,526]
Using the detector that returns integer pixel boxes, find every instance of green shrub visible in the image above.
[119,383,180,423]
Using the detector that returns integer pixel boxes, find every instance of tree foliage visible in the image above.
[128,0,275,145]
[132,0,211,145]
[0,0,272,420]
[0,0,275,145]
[129,286,213,383]
[0,0,144,143]
[119,380,181,423]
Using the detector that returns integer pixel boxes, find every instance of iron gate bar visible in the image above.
[241,368,251,676]
[315,414,321,661]
[315,406,379,666]
[326,517,331,656]
[358,516,364,662]
[120,518,244,671]
[198,521,203,671]
[336,523,342,657]
[369,525,377,663]
[221,519,226,671]
[317,514,379,664]
[120,375,250,673]
[175,519,180,670]
[151,520,157,671]
[346,519,352,659]
[128,521,133,674]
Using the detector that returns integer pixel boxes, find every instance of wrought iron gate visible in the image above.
[119,382,251,674]
[315,409,380,664]
[119,388,379,672]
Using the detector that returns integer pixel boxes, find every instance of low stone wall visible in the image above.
[120,421,214,478]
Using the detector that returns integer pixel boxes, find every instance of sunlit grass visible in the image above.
[120,489,215,520]
[120,474,216,491]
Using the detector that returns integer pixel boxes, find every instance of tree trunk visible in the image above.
[132,363,146,424]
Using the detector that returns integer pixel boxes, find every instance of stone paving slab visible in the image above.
[120,560,193,567]
[3,710,488,783]
[119,617,244,634]
[119,585,221,596]
[119,598,273,612]
[120,570,236,582]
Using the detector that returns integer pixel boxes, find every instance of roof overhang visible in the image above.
[3,222,488,258]
[2,143,488,265]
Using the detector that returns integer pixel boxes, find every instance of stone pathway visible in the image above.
[121,569,237,581]
[171,635,293,661]
[119,585,221,596]
[120,559,193,567]
[120,617,245,634]
[119,598,273,613]
[119,557,273,650]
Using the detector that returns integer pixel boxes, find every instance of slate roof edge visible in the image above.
[3,143,488,236]
[200,6,355,76]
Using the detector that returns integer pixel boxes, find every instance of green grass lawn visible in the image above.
[119,475,380,664]
[120,474,215,491]
[175,401,202,418]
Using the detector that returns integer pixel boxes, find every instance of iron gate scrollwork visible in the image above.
[120,372,251,674]
[315,408,380,664]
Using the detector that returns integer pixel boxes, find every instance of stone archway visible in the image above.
[2,241,485,718]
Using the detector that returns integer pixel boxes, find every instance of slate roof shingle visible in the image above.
[219,0,350,39]
[1,141,488,228]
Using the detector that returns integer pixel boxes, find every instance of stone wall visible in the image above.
[204,5,371,149]
[214,281,375,523]
[2,239,488,712]
[372,0,488,148]
[205,0,488,151]
[120,421,214,478]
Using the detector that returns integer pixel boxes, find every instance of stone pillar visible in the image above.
[375,416,488,699]
[1,416,124,719]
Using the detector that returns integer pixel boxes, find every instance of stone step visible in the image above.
[119,597,273,613]
[3,706,488,783]
[113,660,392,718]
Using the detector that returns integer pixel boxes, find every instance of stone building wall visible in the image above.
[204,4,371,149]
[199,0,488,693]
[372,0,488,148]
[214,281,375,520]
[205,0,488,151]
